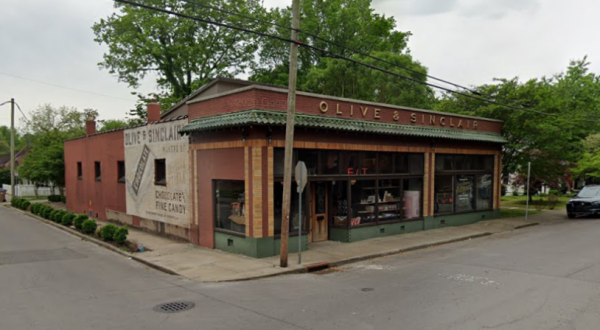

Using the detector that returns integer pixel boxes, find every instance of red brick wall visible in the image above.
[187,88,503,134]
[64,131,126,219]
[196,148,245,248]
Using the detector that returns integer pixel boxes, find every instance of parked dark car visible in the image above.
[566,185,600,218]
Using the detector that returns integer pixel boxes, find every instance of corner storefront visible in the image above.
[181,85,505,258]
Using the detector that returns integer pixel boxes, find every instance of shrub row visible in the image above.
[11,197,31,211]
[47,195,67,203]
[27,204,129,245]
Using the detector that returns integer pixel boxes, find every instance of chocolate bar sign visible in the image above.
[132,145,151,196]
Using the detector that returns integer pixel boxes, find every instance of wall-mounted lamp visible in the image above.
[266,127,273,144]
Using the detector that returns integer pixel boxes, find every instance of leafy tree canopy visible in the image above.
[19,105,97,192]
[436,58,600,189]
[98,119,133,132]
[93,0,269,118]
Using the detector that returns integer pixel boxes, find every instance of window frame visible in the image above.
[94,161,101,182]
[154,159,166,186]
[117,161,125,183]
[77,162,82,180]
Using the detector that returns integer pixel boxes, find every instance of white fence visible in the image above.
[2,184,60,198]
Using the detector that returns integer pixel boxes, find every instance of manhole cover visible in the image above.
[153,301,195,313]
[361,288,374,292]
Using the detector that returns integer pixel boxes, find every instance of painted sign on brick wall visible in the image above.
[124,119,190,227]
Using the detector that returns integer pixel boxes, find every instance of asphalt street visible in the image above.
[2,205,600,330]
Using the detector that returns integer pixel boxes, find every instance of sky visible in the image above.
[1,0,599,127]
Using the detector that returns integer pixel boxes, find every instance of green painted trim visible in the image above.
[214,232,308,258]
[424,210,498,230]
[330,221,424,243]
[181,109,506,143]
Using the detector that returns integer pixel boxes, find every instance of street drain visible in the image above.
[153,301,195,314]
[361,288,374,292]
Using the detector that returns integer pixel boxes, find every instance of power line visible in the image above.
[111,0,600,122]
[13,102,31,125]
[0,72,137,102]
[177,0,479,94]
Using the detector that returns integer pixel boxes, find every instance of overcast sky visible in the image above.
[1,0,598,127]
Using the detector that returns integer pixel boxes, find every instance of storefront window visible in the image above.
[274,148,284,177]
[455,175,475,212]
[214,180,246,234]
[379,153,394,174]
[320,150,339,174]
[476,174,492,210]
[341,151,360,175]
[435,175,454,214]
[403,178,423,219]
[331,181,349,227]
[274,181,308,235]
[434,154,495,215]
[377,179,402,222]
[408,154,424,174]
[394,154,408,173]
[350,180,377,226]
[360,152,377,174]
[297,150,318,175]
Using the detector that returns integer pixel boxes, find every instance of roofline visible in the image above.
[187,85,505,124]
[64,115,188,143]
[160,77,284,119]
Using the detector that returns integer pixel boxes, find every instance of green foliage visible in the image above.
[114,226,129,245]
[81,219,98,235]
[99,224,118,241]
[19,105,98,191]
[0,169,10,186]
[0,125,27,155]
[41,206,54,219]
[97,119,131,132]
[73,215,88,230]
[21,200,31,211]
[61,213,76,227]
[93,0,268,118]
[437,58,600,189]
[49,210,61,222]
[48,195,62,202]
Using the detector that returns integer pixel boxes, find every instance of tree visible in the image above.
[250,0,435,108]
[19,105,96,195]
[98,119,132,132]
[436,58,600,196]
[0,126,26,155]
[93,0,269,118]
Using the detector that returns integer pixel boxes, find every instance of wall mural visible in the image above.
[124,119,190,227]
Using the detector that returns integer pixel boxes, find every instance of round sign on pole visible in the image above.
[295,161,308,193]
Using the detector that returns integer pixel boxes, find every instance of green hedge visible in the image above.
[61,213,76,227]
[73,215,88,230]
[81,219,98,235]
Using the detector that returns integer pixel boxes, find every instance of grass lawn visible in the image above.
[501,195,572,210]
[18,196,48,201]
[500,208,542,218]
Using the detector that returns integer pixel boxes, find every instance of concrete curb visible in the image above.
[218,232,494,283]
[5,205,181,277]
[5,205,543,283]
[514,222,539,230]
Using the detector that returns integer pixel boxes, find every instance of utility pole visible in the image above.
[280,0,301,268]
[10,98,15,199]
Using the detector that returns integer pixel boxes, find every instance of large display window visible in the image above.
[275,148,424,228]
[434,154,494,215]
[214,180,246,235]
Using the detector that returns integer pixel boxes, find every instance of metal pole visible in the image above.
[525,162,531,221]
[298,165,303,264]
[280,0,301,268]
[10,98,15,199]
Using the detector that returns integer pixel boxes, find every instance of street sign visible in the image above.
[295,161,307,193]
[295,160,307,264]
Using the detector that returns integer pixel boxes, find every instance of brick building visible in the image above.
[64,78,505,258]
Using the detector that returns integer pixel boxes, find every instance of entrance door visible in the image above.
[311,182,328,242]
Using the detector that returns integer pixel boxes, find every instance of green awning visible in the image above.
[180,109,506,143]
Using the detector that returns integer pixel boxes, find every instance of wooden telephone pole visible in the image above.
[280,0,301,268]
[10,98,15,199]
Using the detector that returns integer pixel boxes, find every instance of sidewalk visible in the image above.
[106,210,564,282]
